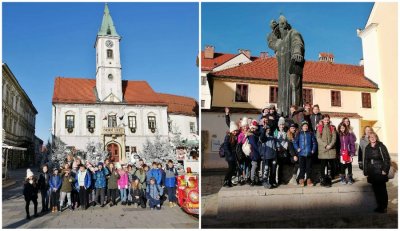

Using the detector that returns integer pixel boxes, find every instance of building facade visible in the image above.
[201,47,380,169]
[52,4,198,163]
[357,2,398,155]
[2,63,38,168]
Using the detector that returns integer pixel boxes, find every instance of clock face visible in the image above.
[105,40,113,48]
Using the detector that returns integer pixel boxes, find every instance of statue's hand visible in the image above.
[292,54,304,62]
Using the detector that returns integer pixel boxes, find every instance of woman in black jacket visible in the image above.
[223,121,239,187]
[23,169,39,219]
[364,132,391,213]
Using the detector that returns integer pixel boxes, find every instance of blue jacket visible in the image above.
[74,170,92,191]
[146,168,162,185]
[248,134,260,161]
[293,131,317,157]
[165,167,178,188]
[259,127,279,160]
[49,174,62,190]
[223,134,237,162]
[146,184,163,200]
[93,169,107,189]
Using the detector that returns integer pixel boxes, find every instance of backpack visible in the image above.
[317,124,335,135]
[219,143,225,158]
[242,138,251,156]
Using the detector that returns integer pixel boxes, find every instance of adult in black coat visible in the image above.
[38,164,51,213]
[23,169,39,219]
[364,132,391,213]
[223,121,240,187]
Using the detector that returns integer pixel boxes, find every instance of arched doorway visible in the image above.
[107,143,120,162]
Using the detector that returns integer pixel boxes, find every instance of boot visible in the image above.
[340,175,347,185]
[250,180,255,187]
[26,214,31,220]
[347,174,354,185]
[222,180,232,188]
[263,180,272,189]
[299,179,305,187]
[307,179,313,187]
[128,201,131,206]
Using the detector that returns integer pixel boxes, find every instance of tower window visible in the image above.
[107,49,113,59]
[108,115,117,127]
[108,74,113,80]
[148,116,156,132]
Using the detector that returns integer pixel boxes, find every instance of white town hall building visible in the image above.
[51,4,198,162]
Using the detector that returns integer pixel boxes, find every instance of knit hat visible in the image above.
[229,121,239,132]
[261,106,269,113]
[26,169,34,178]
[240,117,249,127]
[278,117,285,126]
[97,162,104,167]
[268,104,276,110]
[250,120,258,130]
[115,162,122,169]
[301,120,309,127]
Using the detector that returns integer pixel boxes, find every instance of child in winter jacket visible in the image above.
[259,125,279,189]
[146,177,164,210]
[75,164,91,210]
[274,117,290,185]
[92,162,107,207]
[49,168,62,213]
[130,177,144,208]
[338,123,356,185]
[23,169,39,219]
[107,163,120,207]
[59,169,75,211]
[248,120,260,186]
[293,121,317,187]
[165,160,178,207]
[117,164,129,205]
[146,162,162,186]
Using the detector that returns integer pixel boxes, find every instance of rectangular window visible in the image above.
[65,115,75,128]
[303,88,313,105]
[108,115,117,127]
[87,115,95,128]
[201,100,205,108]
[131,146,137,153]
[125,146,130,153]
[362,92,371,108]
[190,122,196,133]
[128,116,136,128]
[201,76,207,85]
[107,49,113,59]
[235,84,248,102]
[331,91,341,107]
[269,86,278,103]
[148,116,156,129]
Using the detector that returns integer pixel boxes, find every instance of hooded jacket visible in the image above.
[259,127,279,160]
[74,170,91,191]
[165,166,178,188]
[293,130,317,157]
[364,141,391,182]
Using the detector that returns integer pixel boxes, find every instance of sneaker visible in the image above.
[172,202,177,207]
[307,179,313,187]
[347,175,354,185]
[169,202,173,208]
[250,181,255,187]
[340,175,347,185]
[222,180,233,188]
[263,181,272,189]
[299,179,305,187]
[134,204,138,208]
[150,208,154,210]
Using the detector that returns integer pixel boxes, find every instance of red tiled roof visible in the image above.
[210,57,378,89]
[201,51,237,71]
[158,93,198,116]
[52,77,166,106]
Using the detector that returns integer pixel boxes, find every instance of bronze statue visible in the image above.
[267,15,305,117]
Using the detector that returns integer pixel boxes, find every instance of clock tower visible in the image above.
[95,3,122,102]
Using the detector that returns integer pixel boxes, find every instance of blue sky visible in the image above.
[202,2,373,64]
[3,2,199,142]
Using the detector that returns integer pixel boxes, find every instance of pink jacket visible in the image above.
[117,170,128,188]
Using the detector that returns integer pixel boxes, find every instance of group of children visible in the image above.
[222,104,359,188]
[23,158,179,219]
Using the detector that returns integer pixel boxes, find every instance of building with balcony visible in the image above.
[52,4,198,163]
[2,63,38,168]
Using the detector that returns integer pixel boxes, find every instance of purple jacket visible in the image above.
[339,133,356,156]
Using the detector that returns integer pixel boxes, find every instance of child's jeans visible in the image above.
[166,187,176,203]
[148,197,161,210]
[60,192,71,207]
[119,188,127,202]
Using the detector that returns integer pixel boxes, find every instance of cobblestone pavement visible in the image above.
[2,168,198,229]
[201,166,398,228]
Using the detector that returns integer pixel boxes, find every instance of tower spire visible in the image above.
[98,3,119,37]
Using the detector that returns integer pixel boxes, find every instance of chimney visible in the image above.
[318,52,334,63]
[204,45,215,59]
[260,52,268,59]
[238,49,251,58]
[359,58,364,66]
